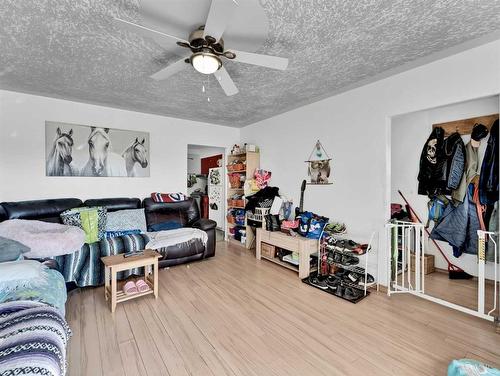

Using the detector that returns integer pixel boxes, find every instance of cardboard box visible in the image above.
[410,253,435,274]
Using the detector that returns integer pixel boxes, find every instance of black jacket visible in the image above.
[479,119,499,205]
[443,132,466,192]
[418,127,446,196]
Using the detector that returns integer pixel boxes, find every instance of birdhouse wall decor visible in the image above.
[305,140,332,185]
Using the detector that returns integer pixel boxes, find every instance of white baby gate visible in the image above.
[385,221,499,323]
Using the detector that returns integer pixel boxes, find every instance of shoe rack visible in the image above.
[226,150,260,249]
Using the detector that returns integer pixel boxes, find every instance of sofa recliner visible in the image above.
[0,197,217,268]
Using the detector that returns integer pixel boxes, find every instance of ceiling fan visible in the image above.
[113,0,288,96]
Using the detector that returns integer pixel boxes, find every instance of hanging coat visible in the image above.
[418,127,446,196]
[443,132,466,192]
[451,141,480,204]
[479,119,499,205]
[431,184,481,257]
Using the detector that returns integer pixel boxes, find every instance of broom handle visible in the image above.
[398,190,454,266]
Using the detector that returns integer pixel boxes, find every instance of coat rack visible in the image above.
[432,113,498,136]
[305,140,333,185]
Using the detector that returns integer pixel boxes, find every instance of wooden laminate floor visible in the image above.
[66,241,500,376]
[416,269,498,313]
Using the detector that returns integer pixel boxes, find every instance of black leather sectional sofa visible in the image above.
[0,197,216,268]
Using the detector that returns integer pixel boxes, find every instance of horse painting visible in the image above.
[46,127,78,176]
[122,138,148,177]
[81,127,126,177]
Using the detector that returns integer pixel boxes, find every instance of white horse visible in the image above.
[46,127,79,176]
[81,127,126,177]
[122,138,148,177]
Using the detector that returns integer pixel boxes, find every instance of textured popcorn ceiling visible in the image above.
[1,0,500,127]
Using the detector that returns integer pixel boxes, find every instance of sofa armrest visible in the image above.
[192,218,217,231]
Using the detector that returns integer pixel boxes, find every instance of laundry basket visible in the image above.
[247,207,270,224]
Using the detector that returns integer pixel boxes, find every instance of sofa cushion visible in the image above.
[106,208,147,233]
[149,221,183,231]
[143,197,200,227]
[0,198,82,223]
[84,197,141,211]
[0,236,30,262]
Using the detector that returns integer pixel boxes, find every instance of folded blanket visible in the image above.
[146,228,208,250]
[0,300,71,376]
[0,260,67,314]
[0,219,85,258]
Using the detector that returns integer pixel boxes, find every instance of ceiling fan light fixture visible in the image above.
[190,52,221,75]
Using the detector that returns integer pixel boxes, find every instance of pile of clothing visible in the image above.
[418,120,498,259]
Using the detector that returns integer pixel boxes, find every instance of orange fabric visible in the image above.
[472,183,486,231]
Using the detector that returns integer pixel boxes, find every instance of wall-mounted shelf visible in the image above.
[433,113,498,136]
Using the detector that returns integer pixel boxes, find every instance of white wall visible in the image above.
[0,90,239,201]
[187,146,225,175]
[241,39,500,285]
[392,96,499,278]
[187,153,201,175]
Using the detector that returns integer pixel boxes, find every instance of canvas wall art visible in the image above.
[45,121,150,177]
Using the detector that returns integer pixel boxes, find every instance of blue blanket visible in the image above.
[52,233,150,287]
[0,267,67,315]
[0,300,71,376]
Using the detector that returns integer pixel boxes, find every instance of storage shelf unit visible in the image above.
[226,151,260,249]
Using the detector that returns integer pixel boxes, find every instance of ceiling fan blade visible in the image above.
[231,50,288,70]
[113,17,188,44]
[150,57,188,81]
[203,0,239,42]
[213,66,238,96]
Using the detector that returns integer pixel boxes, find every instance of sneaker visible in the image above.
[347,272,360,283]
[324,222,347,235]
[340,253,359,266]
[326,275,341,290]
[335,285,345,297]
[343,287,363,301]
[357,273,375,287]
[309,275,328,290]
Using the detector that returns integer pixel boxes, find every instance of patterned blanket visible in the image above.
[52,234,149,287]
[0,300,71,376]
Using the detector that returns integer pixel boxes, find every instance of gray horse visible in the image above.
[122,138,148,177]
[81,127,126,176]
[46,127,78,176]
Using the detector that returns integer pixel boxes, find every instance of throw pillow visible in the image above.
[149,221,183,232]
[151,192,188,203]
[106,208,147,233]
[0,236,30,262]
[61,206,107,243]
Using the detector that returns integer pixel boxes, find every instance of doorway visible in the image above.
[389,95,499,319]
[187,144,226,241]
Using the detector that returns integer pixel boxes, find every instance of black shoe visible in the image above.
[343,287,363,301]
[347,272,360,283]
[309,275,328,290]
[340,254,359,266]
[357,273,375,287]
[326,276,341,290]
[335,285,345,297]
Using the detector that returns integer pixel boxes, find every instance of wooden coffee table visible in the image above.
[101,249,161,313]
